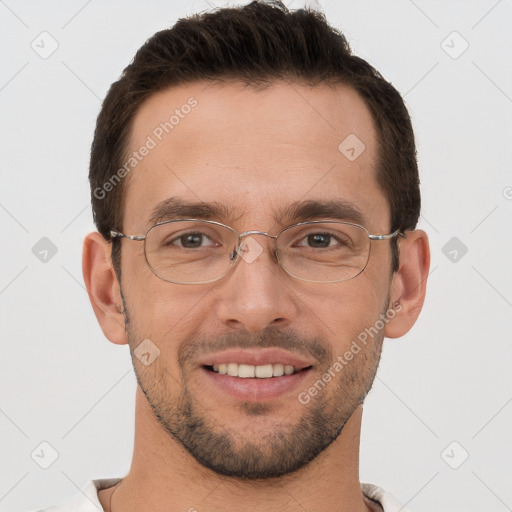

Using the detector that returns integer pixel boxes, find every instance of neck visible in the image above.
[101,390,372,512]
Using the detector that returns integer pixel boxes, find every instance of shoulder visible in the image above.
[26,478,121,512]
[362,482,414,512]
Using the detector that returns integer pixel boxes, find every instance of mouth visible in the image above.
[199,349,314,402]
[204,363,311,378]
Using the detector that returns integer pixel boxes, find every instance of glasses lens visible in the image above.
[276,222,370,282]
[145,220,237,284]
[144,220,370,284]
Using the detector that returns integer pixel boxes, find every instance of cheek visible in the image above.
[300,272,389,353]
[121,257,216,373]
[121,243,187,316]
[126,283,200,341]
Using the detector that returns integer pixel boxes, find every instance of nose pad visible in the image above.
[237,236,264,264]
[232,235,279,266]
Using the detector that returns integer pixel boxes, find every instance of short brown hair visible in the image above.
[89,0,420,274]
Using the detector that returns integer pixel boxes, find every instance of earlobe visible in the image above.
[384,229,430,339]
[82,232,128,345]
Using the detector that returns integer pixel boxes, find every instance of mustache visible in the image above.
[178,326,333,367]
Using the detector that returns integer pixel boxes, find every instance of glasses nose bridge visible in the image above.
[234,230,280,264]
[238,229,278,242]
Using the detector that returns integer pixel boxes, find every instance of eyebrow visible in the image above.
[276,199,366,226]
[147,197,367,228]
[148,198,246,226]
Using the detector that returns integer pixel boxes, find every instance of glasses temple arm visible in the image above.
[109,230,145,241]
[368,229,406,240]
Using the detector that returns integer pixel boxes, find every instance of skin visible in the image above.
[83,80,430,512]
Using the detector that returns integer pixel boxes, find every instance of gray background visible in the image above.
[1,1,511,511]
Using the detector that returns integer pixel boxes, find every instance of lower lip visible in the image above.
[201,367,312,402]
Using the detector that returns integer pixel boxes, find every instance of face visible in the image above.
[118,81,395,479]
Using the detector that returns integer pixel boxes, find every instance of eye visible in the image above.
[168,231,219,249]
[296,231,351,249]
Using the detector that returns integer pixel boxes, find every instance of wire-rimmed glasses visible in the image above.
[110,219,404,284]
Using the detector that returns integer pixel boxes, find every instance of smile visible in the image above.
[208,363,300,378]
[199,348,314,401]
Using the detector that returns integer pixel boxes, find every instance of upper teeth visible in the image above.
[212,363,296,378]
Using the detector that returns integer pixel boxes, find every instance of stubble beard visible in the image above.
[121,293,386,480]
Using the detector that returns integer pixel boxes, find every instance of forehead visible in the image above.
[123,80,388,232]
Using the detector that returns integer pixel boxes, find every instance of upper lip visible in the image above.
[199,348,314,370]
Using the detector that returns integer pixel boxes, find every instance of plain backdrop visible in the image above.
[1,1,511,511]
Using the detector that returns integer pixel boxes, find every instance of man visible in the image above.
[37,1,430,510]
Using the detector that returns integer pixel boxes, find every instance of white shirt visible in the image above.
[30,478,411,511]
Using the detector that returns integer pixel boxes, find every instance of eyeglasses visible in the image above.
[110,219,404,285]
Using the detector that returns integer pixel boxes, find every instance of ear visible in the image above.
[82,232,128,345]
[384,229,430,339]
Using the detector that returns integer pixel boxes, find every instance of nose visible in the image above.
[213,233,300,333]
